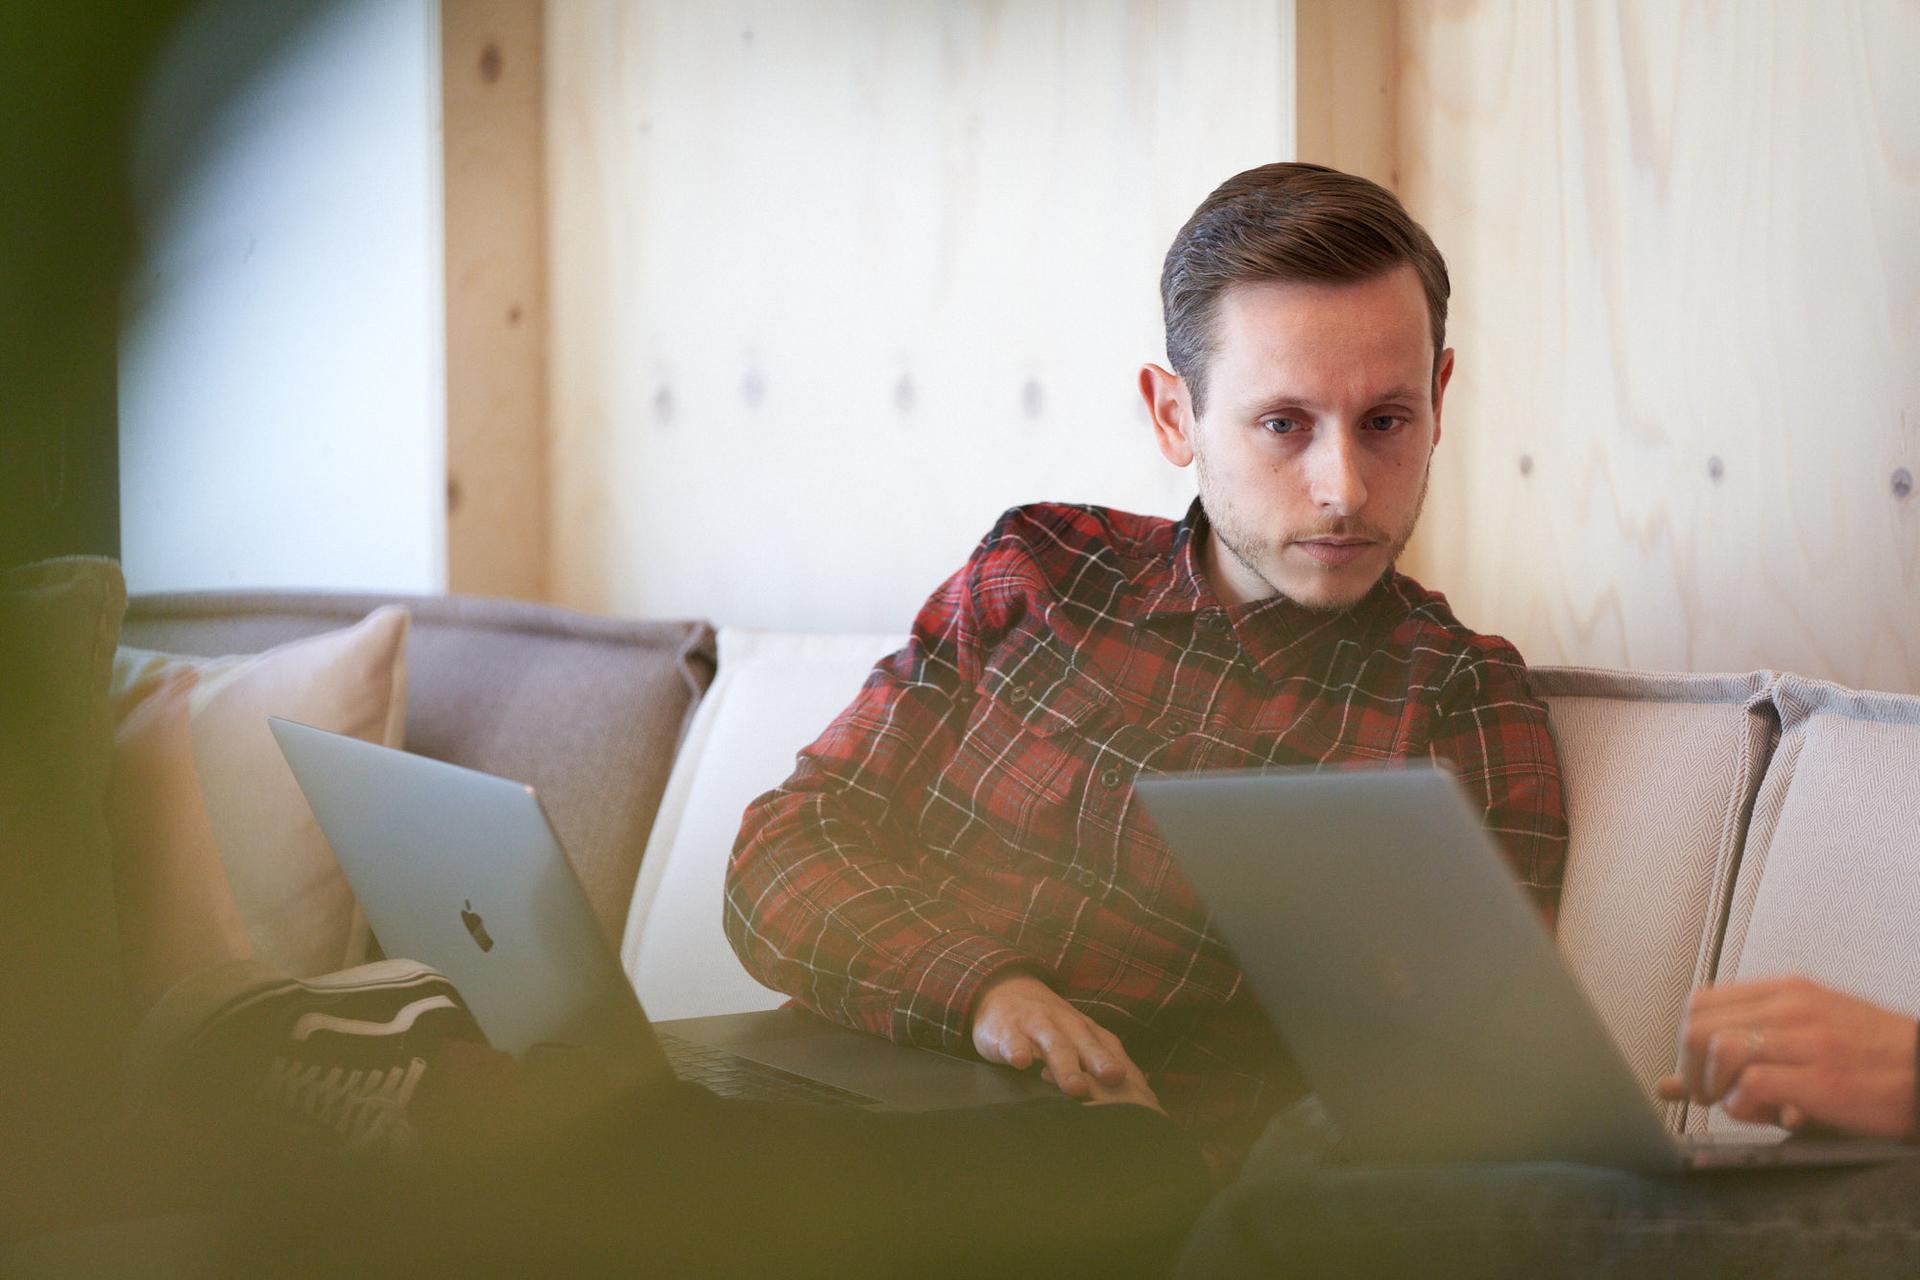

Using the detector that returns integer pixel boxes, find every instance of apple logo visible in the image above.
[460,899,495,952]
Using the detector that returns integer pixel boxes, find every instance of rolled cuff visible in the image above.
[890,931,1048,1055]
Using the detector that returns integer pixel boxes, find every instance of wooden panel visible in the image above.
[544,0,1295,630]
[444,0,549,600]
[1295,0,1397,189]
[1397,1,1920,692]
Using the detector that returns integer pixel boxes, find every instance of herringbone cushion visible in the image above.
[1528,667,1776,1134]
[1709,675,1920,1136]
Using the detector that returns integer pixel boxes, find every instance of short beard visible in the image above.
[1194,449,1431,614]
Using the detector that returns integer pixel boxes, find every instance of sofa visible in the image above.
[626,633,1920,1146]
[8,565,1920,1270]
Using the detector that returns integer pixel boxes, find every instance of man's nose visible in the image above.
[1308,428,1368,516]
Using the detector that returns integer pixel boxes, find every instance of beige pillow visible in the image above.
[108,606,409,996]
[1527,666,1775,1135]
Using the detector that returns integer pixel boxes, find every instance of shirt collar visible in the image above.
[1135,498,1402,679]
[1133,498,1213,620]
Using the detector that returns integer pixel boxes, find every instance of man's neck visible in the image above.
[1196,528,1273,610]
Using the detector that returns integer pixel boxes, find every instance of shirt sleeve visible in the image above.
[1426,641,1569,926]
[723,533,1047,1055]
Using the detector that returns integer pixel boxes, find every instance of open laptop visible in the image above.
[269,717,1051,1112]
[1135,765,1919,1172]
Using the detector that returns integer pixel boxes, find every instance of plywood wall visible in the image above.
[1396,2,1920,691]
[444,0,549,601]
[544,0,1296,631]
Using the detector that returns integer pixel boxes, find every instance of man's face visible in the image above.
[1141,264,1452,611]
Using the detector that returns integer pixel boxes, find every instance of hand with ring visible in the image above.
[1655,976,1919,1138]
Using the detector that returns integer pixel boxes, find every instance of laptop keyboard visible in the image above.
[657,1031,880,1107]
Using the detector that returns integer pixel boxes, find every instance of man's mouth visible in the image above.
[1293,538,1376,567]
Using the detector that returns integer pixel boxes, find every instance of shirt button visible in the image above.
[1008,683,1029,703]
[1077,870,1099,889]
[1100,767,1124,789]
[1164,718,1190,737]
[1199,609,1228,634]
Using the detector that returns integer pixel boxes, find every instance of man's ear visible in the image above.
[1430,348,1455,448]
[1140,363,1196,467]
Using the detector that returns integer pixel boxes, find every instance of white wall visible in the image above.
[119,0,446,595]
[548,1,1297,632]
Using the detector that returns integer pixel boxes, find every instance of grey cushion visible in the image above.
[1528,666,1776,1134]
[123,592,715,946]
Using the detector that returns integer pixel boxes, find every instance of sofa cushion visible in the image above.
[109,605,409,989]
[1526,666,1775,1133]
[1708,675,1920,1135]
[623,628,905,1020]
[122,592,716,946]
[0,557,129,1239]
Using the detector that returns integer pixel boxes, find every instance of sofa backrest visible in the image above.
[123,591,715,947]
[1527,666,1776,1133]
[622,628,904,1020]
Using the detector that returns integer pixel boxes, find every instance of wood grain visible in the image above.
[444,0,549,601]
[1397,0,1920,692]
[543,0,1295,630]
[1295,0,1398,188]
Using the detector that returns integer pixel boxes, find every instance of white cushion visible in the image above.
[1710,675,1920,1137]
[621,628,906,1020]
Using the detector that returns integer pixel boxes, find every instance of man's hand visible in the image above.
[1655,976,1918,1138]
[1041,1061,1165,1112]
[971,971,1156,1109]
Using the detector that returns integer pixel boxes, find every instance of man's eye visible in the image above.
[1261,417,1302,435]
[1365,415,1407,432]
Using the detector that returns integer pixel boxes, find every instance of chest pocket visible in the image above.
[976,634,1113,738]
[918,633,1116,870]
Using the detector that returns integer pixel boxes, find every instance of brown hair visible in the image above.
[1160,162,1450,415]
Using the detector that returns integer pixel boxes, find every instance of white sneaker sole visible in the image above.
[125,958,450,1110]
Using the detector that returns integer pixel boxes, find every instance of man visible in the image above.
[725,161,1569,1165]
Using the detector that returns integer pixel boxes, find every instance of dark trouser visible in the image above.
[222,1083,1212,1279]
[1176,1102,1920,1279]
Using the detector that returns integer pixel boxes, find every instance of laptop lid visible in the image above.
[270,718,1057,1113]
[269,717,669,1082]
[1136,765,1682,1171]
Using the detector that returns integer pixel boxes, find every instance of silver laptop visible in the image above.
[269,717,1051,1112]
[1135,765,1917,1172]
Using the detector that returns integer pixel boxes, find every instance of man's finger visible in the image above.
[1069,1026,1126,1084]
[1031,1025,1089,1097]
[1687,978,1793,1012]
[998,1032,1035,1071]
[1723,1064,1804,1126]
[1702,1028,1752,1103]
[1081,1067,1164,1114]
[1678,1008,1760,1096]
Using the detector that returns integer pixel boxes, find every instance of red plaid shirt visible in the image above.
[726,501,1566,1157]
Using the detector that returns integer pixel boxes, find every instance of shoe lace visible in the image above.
[260,1054,429,1157]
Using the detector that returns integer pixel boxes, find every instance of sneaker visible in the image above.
[127,958,487,1162]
